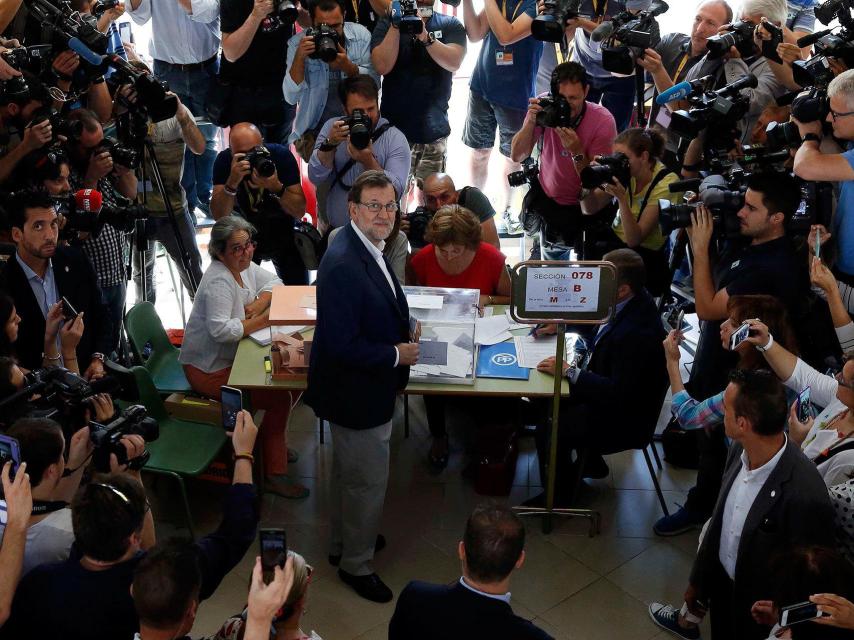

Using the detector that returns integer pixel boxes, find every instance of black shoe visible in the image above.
[328,534,386,567]
[520,491,572,508]
[338,569,393,603]
[582,453,610,480]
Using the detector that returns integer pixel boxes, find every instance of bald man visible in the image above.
[403,173,500,251]
[211,122,308,284]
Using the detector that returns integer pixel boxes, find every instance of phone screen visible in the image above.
[0,434,21,478]
[61,296,78,320]
[675,310,685,331]
[220,385,243,430]
[797,387,812,423]
[730,321,751,351]
[781,601,825,626]
[260,528,287,582]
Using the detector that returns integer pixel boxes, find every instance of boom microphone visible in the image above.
[715,73,758,98]
[655,76,711,104]
[591,20,614,42]
[796,27,834,49]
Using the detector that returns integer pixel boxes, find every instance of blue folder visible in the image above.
[476,342,530,381]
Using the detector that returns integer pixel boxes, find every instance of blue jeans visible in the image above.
[586,73,636,132]
[100,280,127,357]
[154,58,220,211]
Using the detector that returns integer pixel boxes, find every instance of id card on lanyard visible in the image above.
[654,52,690,128]
[496,0,524,66]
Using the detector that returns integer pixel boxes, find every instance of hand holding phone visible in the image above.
[220,385,243,431]
[730,321,751,351]
[780,601,828,627]
[797,387,812,423]
[0,434,21,480]
[61,296,79,321]
[259,528,287,584]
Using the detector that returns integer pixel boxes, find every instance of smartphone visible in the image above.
[61,296,79,321]
[816,228,822,259]
[673,309,685,332]
[259,528,287,583]
[780,601,828,627]
[220,385,243,430]
[730,321,751,351]
[0,434,21,479]
[797,387,812,423]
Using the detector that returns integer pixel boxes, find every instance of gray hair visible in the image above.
[209,215,256,260]
[829,69,854,111]
[739,0,786,24]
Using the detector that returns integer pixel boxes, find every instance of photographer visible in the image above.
[308,74,410,230]
[220,0,297,145]
[0,460,29,629]
[370,0,466,203]
[211,123,307,284]
[653,170,809,536]
[793,69,854,314]
[115,72,205,303]
[510,61,617,259]
[0,189,112,378]
[5,409,261,640]
[285,0,378,158]
[0,74,53,186]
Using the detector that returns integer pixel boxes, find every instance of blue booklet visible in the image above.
[476,343,530,381]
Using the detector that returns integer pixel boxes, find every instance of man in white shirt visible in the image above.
[650,369,834,640]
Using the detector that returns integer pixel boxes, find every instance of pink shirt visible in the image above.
[536,100,617,206]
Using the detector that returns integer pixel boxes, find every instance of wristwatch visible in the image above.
[425,32,436,46]
[318,141,339,152]
[275,183,287,198]
[572,152,585,164]
[802,133,821,144]
[91,352,105,363]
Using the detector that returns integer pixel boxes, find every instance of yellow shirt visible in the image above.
[612,161,681,251]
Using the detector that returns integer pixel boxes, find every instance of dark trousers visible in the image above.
[534,402,593,500]
[586,73,636,132]
[684,425,729,519]
[253,243,307,285]
[708,561,736,640]
[225,84,297,146]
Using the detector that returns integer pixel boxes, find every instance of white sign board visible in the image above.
[525,266,601,313]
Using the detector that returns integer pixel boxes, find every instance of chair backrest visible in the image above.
[125,302,177,367]
[129,365,170,422]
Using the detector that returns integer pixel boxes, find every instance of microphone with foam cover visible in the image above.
[590,20,613,42]
[74,188,103,213]
[68,38,105,66]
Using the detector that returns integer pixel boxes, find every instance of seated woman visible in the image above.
[0,293,84,373]
[179,216,307,499]
[408,205,512,469]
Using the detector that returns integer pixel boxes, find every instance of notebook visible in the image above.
[476,342,530,381]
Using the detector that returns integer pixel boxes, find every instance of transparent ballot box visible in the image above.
[403,286,479,385]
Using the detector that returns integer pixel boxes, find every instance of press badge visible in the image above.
[496,51,514,66]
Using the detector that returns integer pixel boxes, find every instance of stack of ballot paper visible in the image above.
[474,315,512,346]
[513,334,579,369]
[248,326,307,346]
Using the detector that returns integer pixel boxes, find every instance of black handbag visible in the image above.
[205,75,234,128]
[292,220,325,271]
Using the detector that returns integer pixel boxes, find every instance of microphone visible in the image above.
[796,28,833,49]
[591,21,614,43]
[74,188,103,213]
[655,76,711,105]
[68,38,105,66]
[715,73,758,98]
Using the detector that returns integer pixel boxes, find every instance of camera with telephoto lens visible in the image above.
[507,157,539,187]
[57,191,148,237]
[91,0,119,16]
[1,45,53,75]
[89,404,159,472]
[396,0,423,34]
[815,0,854,27]
[97,136,140,169]
[109,60,179,123]
[792,86,830,122]
[599,0,668,75]
[345,108,372,149]
[244,145,276,178]
[306,24,341,62]
[405,206,433,250]
[536,94,574,128]
[532,0,581,42]
[29,107,83,142]
[274,0,298,22]
[658,174,745,237]
[580,152,630,190]
[706,19,757,59]
[765,120,801,149]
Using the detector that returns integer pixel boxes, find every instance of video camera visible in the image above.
[580,152,630,190]
[658,174,745,237]
[765,86,830,149]
[89,404,159,472]
[595,0,668,75]
[507,157,539,187]
[56,191,148,237]
[305,24,341,63]
[109,55,179,123]
[532,0,581,43]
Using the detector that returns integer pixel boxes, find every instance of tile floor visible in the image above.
[146,390,712,640]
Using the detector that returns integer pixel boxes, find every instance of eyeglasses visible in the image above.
[830,108,854,121]
[229,240,257,256]
[358,201,398,213]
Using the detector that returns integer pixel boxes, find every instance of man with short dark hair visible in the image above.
[389,503,552,640]
[650,369,835,640]
[306,170,417,603]
[0,189,113,377]
[308,75,410,230]
[0,72,52,186]
[527,248,667,505]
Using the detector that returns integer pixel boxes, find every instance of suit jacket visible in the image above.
[0,247,113,371]
[305,224,410,429]
[571,290,668,450]
[389,580,553,640]
[690,439,835,639]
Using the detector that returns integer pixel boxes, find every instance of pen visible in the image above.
[529,323,543,336]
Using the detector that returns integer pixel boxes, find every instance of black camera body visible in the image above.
[98,136,141,170]
[28,107,83,143]
[90,404,159,472]
[405,206,433,250]
[535,94,574,128]
[91,0,119,16]
[600,1,667,75]
[816,0,852,26]
[765,120,802,149]
[398,0,423,34]
[792,86,830,122]
[1,45,53,75]
[508,157,539,187]
[580,152,630,190]
[306,24,341,63]
[110,62,179,123]
[706,20,756,60]
[345,108,372,149]
[532,0,581,42]
[58,192,148,237]
[244,145,276,178]
[659,174,745,237]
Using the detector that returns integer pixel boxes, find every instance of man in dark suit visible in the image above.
[389,503,552,640]
[527,248,668,506]
[650,369,835,640]
[305,170,419,603]
[0,189,112,377]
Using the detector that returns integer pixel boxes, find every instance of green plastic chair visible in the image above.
[129,365,228,539]
[125,302,192,394]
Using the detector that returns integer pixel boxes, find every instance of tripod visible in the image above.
[633,61,648,128]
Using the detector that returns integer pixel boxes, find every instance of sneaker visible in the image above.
[501,208,524,236]
[648,603,701,640]
[653,506,704,537]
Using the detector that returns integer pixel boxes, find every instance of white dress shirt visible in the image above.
[719,436,787,579]
[350,221,401,367]
[459,577,512,604]
[127,0,220,64]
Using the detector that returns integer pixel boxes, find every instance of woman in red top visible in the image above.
[408,205,512,469]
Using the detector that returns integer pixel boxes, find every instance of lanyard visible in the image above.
[555,42,564,64]
[501,0,524,23]
[350,0,360,20]
[673,53,690,83]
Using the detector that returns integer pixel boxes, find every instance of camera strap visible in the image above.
[330,122,393,192]
[813,438,854,467]
[635,167,672,223]
[31,500,69,515]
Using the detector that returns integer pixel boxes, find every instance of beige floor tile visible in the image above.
[607,449,697,493]
[605,543,696,607]
[547,533,657,575]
